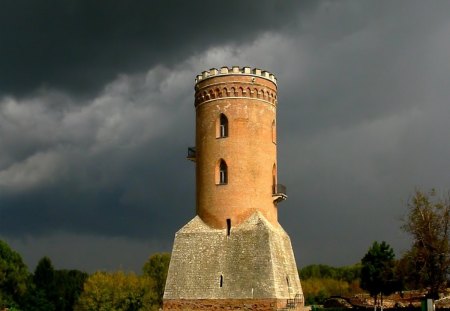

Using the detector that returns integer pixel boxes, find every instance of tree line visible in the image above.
[0,243,170,311]
[301,189,450,305]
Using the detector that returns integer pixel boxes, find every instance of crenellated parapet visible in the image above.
[194,66,278,107]
[195,66,277,85]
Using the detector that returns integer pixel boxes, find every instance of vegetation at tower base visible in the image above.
[360,241,399,306]
[299,264,362,305]
[402,189,450,299]
[142,252,170,307]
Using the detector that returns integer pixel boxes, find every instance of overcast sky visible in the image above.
[1,0,450,273]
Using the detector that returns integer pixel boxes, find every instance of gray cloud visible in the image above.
[0,66,196,240]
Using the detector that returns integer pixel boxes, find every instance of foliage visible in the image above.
[300,264,361,283]
[302,278,360,305]
[53,269,88,311]
[360,241,398,305]
[22,257,88,311]
[395,250,421,291]
[299,264,362,305]
[0,240,29,308]
[74,271,157,311]
[33,256,56,307]
[142,252,170,307]
[21,287,56,311]
[402,189,450,299]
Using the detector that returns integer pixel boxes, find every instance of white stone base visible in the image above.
[164,211,303,304]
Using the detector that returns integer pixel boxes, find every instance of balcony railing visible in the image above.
[272,184,287,203]
[187,147,196,161]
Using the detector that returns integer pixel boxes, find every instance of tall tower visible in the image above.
[164,67,303,311]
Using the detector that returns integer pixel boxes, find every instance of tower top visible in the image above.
[195,66,277,86]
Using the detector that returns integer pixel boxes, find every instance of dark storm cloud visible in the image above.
[272,2,450,265]
[0,0,314,96]
[2,1,450,272]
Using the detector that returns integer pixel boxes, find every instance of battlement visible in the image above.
[195,66,277,85]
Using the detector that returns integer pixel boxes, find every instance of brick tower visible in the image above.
[163,66,304,311]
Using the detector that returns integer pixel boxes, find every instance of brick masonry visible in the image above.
[164,298,287,311]
[195,69,279,229]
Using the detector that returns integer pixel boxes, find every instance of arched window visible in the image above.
[217,113,228,138]
[216,159,228,185]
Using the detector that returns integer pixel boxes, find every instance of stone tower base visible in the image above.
[163,212,304,311]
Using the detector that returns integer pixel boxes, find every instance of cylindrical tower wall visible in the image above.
[194,67,279,229]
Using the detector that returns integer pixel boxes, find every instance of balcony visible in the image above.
[187,147,196,162]
[272,184,287,203]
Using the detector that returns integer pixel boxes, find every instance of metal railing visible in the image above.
[273,184,287,196]
[272,184,287,203]
[278,293,303,311]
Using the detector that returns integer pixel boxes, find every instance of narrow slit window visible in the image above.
[286,276,290,287]
[272,164,277,194]
[226,219,231,236]
[220,275,223,287]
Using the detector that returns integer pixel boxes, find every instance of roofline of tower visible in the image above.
[195,66,277,85]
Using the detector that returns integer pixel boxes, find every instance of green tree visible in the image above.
[360,241,397,306]
[142,253,170,307]
[21,286,55,311]
[24,257,88,311]
[33,257,56,305]
[402,189,450,299]
[53,269,88,311]
[74,271,157,311]
[0,240,29,308]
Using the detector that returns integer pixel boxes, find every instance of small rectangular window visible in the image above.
[226,219,231,236]
[220,275,223,287]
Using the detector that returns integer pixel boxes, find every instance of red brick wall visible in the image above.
[195,73,279,229]
[164,298,302,311]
